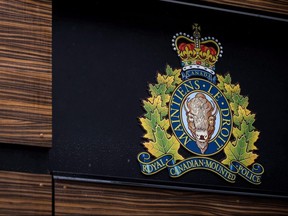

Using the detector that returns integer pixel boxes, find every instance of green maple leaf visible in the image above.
[232,121,248,140]
[156,73,175,94]
[222,136,258,166]
[139,109,170,142]
[149,83,170,106]
[233,106,255,129]
[144,126,184,161]
[246,130,259,152]
[218,73,260,167]
[232,93,249,109]
[165,65,182,87]
[143,96,168,119]
[140,65,184,162]
[230,94,249,116]
[223,83,241,102]
[217,74,231,91]
[233,121,259,151]
[233,106,259,151]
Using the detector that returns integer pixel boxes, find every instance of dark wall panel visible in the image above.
[51,0,288,198]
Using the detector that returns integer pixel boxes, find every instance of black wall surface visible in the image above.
[51,0,288,197]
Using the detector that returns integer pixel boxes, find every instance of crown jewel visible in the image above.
[172,24,223,83]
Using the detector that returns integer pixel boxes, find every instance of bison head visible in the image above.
[184,93,217,154]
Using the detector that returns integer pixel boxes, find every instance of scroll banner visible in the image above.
[181,69,217,84]
[137,152,264,184]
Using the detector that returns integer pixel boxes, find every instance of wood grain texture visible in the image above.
[0,0,51,147]
[55,180,288,216]
[198,0,288,15]
[0,170,51,215]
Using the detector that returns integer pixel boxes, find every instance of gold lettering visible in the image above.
[207,84,213,93]
[213,91,222,101]
[175,87,186,99]
[198,159,204,167]
[156,161,164,169]
[182,163,189,171]
[171,119,180,124]
[206,159,213,168]
[143,165,148,172]
[170,108,179,118]
[171,100,181,107]
[194,80,200,90]
[174,123,183,131]
[222,118,231,126]
[143,165,152,173]
[214,139,222,149]
[186,161,193,168]
[151,163,157,170]
[221,127,230,137]
[221,108,230,117]
[183,82,194,92]
[170,167,176,175]
[179,132,190,145]
[173,93,182,100]
[227,172,236,181]
[159,159,165,166]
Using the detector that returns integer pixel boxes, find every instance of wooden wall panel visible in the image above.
[0,0,51,147]
[198,0,288,15]
[55,180,288,216]
[0,171,51,215]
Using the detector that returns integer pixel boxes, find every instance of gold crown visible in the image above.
[172,24,223,74]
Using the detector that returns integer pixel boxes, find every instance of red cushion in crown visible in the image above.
[178,43,195,51]
[200,45,217,55]
[178,43,217,56]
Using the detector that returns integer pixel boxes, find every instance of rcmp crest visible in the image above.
[137,24,264,184]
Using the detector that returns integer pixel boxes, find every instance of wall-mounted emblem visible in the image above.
[137,24,264,184]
